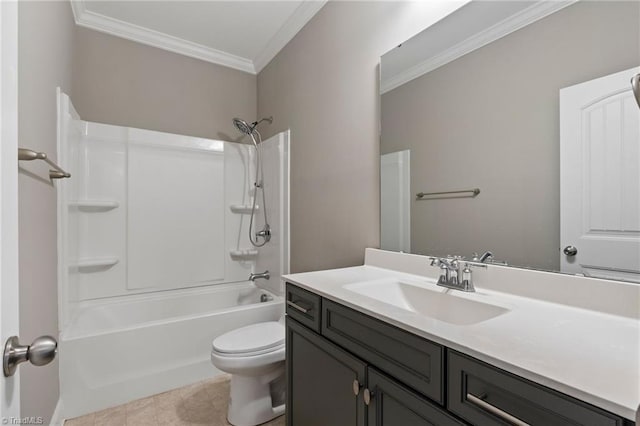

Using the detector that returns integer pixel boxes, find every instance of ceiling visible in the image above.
[71,1,327,74]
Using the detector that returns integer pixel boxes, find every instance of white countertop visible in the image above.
[283,253,640,421]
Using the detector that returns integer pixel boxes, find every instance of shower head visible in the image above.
[233,117,254,135]
[232,116,273,136]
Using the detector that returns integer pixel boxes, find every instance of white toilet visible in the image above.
[211,319,286,426]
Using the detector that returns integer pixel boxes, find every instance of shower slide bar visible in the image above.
[18,147,71,179]
[416,188,480,200]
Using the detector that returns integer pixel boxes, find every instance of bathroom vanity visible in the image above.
[283,249,639,426]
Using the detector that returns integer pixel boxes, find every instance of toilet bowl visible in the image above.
[211,321,285,426]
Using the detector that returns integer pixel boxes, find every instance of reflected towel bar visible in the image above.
[416,188,480,199]
[18,148,70,179]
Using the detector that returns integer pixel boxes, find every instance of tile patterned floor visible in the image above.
[65,376,285,426]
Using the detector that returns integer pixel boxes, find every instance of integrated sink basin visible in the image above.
[344,279,509,325]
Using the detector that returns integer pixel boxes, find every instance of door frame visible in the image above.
[0,0,22,420]
[380,150,411,253]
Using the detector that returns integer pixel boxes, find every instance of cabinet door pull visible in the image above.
[352,379,362,396]
[286,300,311,313]
[363,388,374,406]
[467,393,530,426]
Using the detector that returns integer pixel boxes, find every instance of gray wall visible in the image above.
[17,1,75,422]
[257,1,452,272]
[381,1,639,271]
[72,27,257,141]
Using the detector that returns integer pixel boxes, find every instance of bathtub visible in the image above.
[59,282,283,419]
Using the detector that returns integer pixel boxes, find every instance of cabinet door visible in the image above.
[367,368,465,426]
[287,317,367,426]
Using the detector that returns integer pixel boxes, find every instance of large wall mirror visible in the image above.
[380,0,640,283]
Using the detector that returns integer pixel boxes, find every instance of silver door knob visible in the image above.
[3,335,57,377]
[563,246,578,256]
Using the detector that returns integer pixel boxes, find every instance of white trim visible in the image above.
[381,0,577,94]
[0,0,21,420]
[70,0,327,75]
[69,0,85,24]
[253,0,328,73]
[49,399,64,426]
[71,2,256,74]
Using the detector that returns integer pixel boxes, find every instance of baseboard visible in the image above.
[49,399,64,426]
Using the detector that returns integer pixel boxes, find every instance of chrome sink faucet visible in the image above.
[249,270,270,281]
[430,257,476,292]
[472,251,494,263]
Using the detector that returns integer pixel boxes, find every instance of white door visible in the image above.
[560,67,640,282]
[380,150,411,253]
[0,0,22,420]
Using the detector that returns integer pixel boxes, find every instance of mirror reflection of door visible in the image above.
[381,150,411,253]
[560,67,640,282]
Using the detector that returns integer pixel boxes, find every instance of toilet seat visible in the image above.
[213,321,284,357]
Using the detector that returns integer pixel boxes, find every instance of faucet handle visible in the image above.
[461,263,474,291]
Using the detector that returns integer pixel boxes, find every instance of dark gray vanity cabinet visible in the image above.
[322,298,444,403]
[367,368,465,426]
[286,284,463,426]
[286,317,366,426]
[285,283,634,426]
[447,351,629,426]
[286,316,461,426]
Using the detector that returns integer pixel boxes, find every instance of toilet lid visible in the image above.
[213,321,284,355]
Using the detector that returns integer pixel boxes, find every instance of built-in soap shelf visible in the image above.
[69,200,120,211]
[229,204,258,214]
[229,249,258,261]
[71,257,119,271]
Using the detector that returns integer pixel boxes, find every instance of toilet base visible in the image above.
[227,364,285,426]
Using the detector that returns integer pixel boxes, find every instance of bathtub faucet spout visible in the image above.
[249,270,270,281]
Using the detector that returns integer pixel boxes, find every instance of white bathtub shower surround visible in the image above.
[60,283,283,418]
[58,98,256,309]
[56,92,291,419]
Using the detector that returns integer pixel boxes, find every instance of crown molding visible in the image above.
[253,0,328,73]
[71,1,255,73]
[70,0,327,75]
[381,0,577,94]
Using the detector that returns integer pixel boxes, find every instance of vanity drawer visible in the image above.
[322,299,444,403]
[286,283,321,333]
[447,351,627,426]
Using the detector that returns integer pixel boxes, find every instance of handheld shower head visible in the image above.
[232,117,254,135]
[232,116,273,136]
[230,116,273,248]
